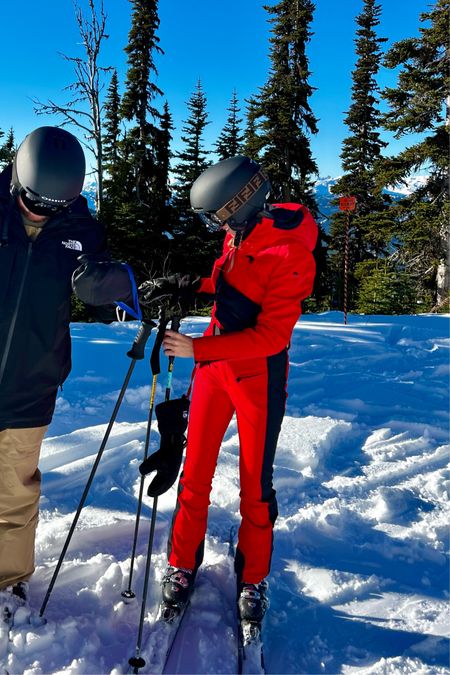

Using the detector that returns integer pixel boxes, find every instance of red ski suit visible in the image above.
[168,203,318,583]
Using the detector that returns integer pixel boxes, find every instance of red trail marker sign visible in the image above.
[339,196,357,211]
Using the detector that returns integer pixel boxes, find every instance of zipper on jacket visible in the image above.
[0,241,33,385]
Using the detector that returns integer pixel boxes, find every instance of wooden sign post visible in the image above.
[339,196,357,325]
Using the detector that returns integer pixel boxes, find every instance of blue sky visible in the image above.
[0,0,429,177]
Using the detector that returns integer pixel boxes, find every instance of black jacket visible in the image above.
[0,165,105,429]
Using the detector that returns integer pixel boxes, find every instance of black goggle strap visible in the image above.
[20,189,74,216]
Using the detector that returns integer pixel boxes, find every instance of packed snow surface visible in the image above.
[2,312,449,674]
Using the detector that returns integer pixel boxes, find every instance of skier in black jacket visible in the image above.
[0,127,131,602]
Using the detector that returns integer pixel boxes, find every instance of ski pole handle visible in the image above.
[165,315,181,397]
[127,320,156,360]
[170,315,181,334]
[168,316,181,369]
[150,318,169,375]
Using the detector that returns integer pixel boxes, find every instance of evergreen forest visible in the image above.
[1,0,448,317]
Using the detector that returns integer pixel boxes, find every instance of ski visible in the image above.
[237,616,265,674]
[0,600,15,675]
[0,607,11,675]
[227,528,266,675]
[138,600,190,675]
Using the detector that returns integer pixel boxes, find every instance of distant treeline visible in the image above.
[1,0,448,316]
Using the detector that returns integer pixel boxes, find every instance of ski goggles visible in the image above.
[19,189,74,217]
[198,211,224,232]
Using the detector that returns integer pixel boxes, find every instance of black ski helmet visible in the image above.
[190,155,271,231]
[11,126,86,216]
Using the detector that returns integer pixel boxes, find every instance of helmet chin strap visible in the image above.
[258,207,272,219]
[227,207,267,235]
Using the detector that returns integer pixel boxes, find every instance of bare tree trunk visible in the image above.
[33,0,110,214]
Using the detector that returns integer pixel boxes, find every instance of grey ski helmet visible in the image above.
[190,155,271,231]
[11,126,86,216]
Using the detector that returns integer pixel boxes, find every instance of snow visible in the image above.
[2,312,449,674]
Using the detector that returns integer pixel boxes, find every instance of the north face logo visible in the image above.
[62,239,83,251]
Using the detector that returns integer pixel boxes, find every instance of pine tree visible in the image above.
[241,1,328,307]
[151,101,174,238]
[242,96,263,161]
[172,81,210,220]
[338,0,387,184]
[355,260,417,314]
[102,69,124,209]
[257,0,319,210]
[121,0,163,205]
[380,0,449,310]
[240,1,329,308]
[0,127,6,170]
[121,0,163,122]
[101,71,137,250]
[215,90,243,160]
[0,128,15,167]
[103,70,121,170]
[329,0,389,311]
[171,81,219,275]
[102,0,171,277]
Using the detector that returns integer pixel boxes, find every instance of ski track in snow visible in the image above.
[1,312,449,675]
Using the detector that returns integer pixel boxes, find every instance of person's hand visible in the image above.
[72,254,133,306]
[138,277,173,305]
[138,273,200,312]
[163,330,194,358]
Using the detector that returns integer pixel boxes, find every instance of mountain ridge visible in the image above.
[82,174,429,228]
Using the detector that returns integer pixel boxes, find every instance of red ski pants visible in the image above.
[167,350,288,584]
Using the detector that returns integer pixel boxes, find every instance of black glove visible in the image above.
[139,396,190,497]
[72,253,134,307]
[139,273,201,312]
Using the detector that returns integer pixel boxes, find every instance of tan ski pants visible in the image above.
[0,426,48,589]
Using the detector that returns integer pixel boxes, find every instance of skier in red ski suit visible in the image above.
[144,156,317,622]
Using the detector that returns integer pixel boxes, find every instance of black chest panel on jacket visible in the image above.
[215,272,262,333]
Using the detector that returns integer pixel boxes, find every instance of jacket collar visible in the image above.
[225,202,318,253]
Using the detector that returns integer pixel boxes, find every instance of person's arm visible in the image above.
[193,244,316,362]
[72,253,136,322]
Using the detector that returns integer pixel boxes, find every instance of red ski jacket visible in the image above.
[193,203,318,363]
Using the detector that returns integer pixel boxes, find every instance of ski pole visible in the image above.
[128,313,181,674]
[39,320,155,620]
[121,372,158,602]
[128,493,159,674]
[164,315,180,401]
[122,309,170,601]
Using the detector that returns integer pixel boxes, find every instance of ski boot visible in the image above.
[160,567,195,622]
[0,582,29,615]
[238,580,269,646]
[11,582,29,605]
[238,580,269,623]
[0,581,29,640]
